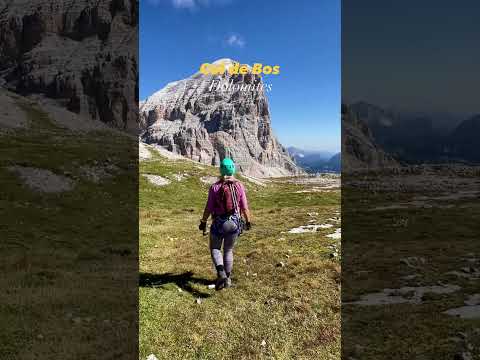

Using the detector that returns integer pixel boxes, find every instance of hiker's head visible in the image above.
[220,158,236,176]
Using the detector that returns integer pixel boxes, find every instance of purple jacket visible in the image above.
[206,179,248,216]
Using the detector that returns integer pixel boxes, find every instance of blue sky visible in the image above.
[343,0,480,117]
[140,0,340,152]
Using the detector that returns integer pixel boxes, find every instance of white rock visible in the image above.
[139,142,152,161]
[326,228,341,239]
[288,224,333,234]
[142,174,171,186]
[8,166,74,193]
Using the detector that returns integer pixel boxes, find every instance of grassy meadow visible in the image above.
[0,92,138,359]
[342,176,480,359]
[139,149,341,359]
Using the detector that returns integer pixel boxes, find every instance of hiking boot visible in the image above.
[215,271,228,291]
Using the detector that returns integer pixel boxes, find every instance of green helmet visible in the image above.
[220,157,236,176]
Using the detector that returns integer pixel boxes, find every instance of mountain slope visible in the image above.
[448,114,480,162]
[287,147,340,173]
[0,0,138,132]
[0,88,137,358]
[342,104,398,171]
[140,58,301,177]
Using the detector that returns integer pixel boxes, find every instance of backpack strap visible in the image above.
[228,182,240,215]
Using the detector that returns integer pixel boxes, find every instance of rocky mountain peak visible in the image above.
[0,0,138,133]
[342,104,399,172]
[140,60,302,177]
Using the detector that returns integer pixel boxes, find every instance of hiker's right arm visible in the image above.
[201,205,211,223]
[199,189,213,231]
[201,186,215,222]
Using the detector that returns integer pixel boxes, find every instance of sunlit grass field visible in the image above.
[139,151,341,359]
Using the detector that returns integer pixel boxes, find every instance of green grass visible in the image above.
[139,154,341,359]
[0,94,138,359]
[342,180,480,359]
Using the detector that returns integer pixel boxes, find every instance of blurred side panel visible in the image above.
[342,1,480,359]
[0,1,139,358]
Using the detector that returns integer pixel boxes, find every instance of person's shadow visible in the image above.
[139,271,213,298]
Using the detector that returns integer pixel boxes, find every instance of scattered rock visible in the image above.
[79,164,118,183]
[207,284,216,289]
[444,294,480,319]
[326,228,341,239]
[288,224,333,233]
[447,268,480,280]
[200,176,218,185]
[242,175,267,187]
[276,262,286,268]
[195,298,202,304]
[465,294,480,306]
[260,340,266,347]
[146,355,159,360]
[32,95,111,132]
[143,174,171,186]
[400,257,425,269]
[139,142,152,161]
[8,166,74,193]
[0,91,29,129]
[347,284,461,306]
[454,352,473,360]
[172,173,189,181]
[401,274,419,280]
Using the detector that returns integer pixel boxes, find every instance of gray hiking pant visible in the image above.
[209,220,239,275]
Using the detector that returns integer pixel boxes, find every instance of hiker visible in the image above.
[199,158,252,290]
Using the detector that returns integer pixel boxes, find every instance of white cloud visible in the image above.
[145,0,232,10]
[172,0,196,9]
[225,34,245,48]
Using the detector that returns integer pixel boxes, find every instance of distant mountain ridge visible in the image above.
[447,114,480,162]
[349,101,480,164]
[287,147,340,173]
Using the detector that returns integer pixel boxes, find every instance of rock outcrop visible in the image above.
[139,58,301,177]
[342,104,398,172]
[448,114,480,162]
[0,0,138,133]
